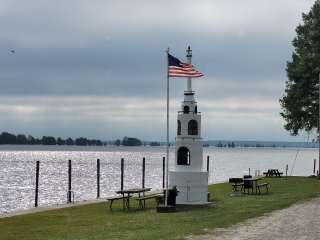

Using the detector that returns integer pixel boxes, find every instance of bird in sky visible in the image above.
[10,50,15,53]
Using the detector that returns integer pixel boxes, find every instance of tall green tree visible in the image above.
[280,0,320,135]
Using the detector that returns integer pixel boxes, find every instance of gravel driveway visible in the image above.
[189,197,320,240]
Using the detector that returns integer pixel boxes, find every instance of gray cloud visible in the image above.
[0,0,316,140]
[0,35,293,99]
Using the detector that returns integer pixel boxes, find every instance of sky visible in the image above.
[0,0,316,142]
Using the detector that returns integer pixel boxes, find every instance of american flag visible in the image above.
[168,53,203,78]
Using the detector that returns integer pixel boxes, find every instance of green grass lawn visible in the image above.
[1,177,319,240]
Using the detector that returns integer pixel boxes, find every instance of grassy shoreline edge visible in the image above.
[1,177,319,240]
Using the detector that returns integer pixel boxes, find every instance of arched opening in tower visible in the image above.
[183,106,190,114]
[177,146,191,165]
[188,120,198,135]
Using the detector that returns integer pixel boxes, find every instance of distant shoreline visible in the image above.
[0,144,317,152]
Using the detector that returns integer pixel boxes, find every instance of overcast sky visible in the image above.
[0,0,316,141]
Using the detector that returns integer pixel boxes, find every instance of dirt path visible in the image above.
[190,197,320,240]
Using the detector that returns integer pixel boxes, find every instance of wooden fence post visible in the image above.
[35,161,40,207]
[68,160,72,203]
[142,157,145,188]
[121,158,124,191]
[162,157,165,189]
[97,159,100,198]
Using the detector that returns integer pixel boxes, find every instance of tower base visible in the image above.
[169,171,208,205]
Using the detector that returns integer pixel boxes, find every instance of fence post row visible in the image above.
[68,160,72,203]
[35,161,40,207]
[97,159,100,198]
[33,156,185,207]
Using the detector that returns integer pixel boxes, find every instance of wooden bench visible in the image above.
[136,194,163,209]
[232,183,244,192]
[256,183,269,194]
[229,178,244,192]
[107,196,131,210]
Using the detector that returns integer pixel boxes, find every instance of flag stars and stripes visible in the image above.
[168,53,204,78]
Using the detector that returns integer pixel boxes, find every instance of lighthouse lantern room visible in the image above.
[169,47,209,205]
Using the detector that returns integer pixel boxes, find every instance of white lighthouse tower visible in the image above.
[169,47,209,205]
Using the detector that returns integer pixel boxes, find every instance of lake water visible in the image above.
[0,145,318,214]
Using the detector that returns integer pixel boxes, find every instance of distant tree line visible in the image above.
[114,137,142,146]
[0,132,104,146]
[0,131,164,147]
[149,142,161,146]
[215,142,236,148]
[212,142,277,148]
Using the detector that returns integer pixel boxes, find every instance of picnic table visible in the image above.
[243,177,269,194]
[263,169,283,177]
[115,188,151,210]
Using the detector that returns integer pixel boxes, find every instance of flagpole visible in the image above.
[165,48,170,206]
[318,72,320,178]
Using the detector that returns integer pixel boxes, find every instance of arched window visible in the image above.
[194,106,197,114]
[177,147,190,165]
[188,120,198,135]
[183,106,189,114]
[177,120,181,135]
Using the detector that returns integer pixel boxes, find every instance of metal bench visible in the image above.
[136,194,163,209]
[256,183,269,194]
[107,196,131,210]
